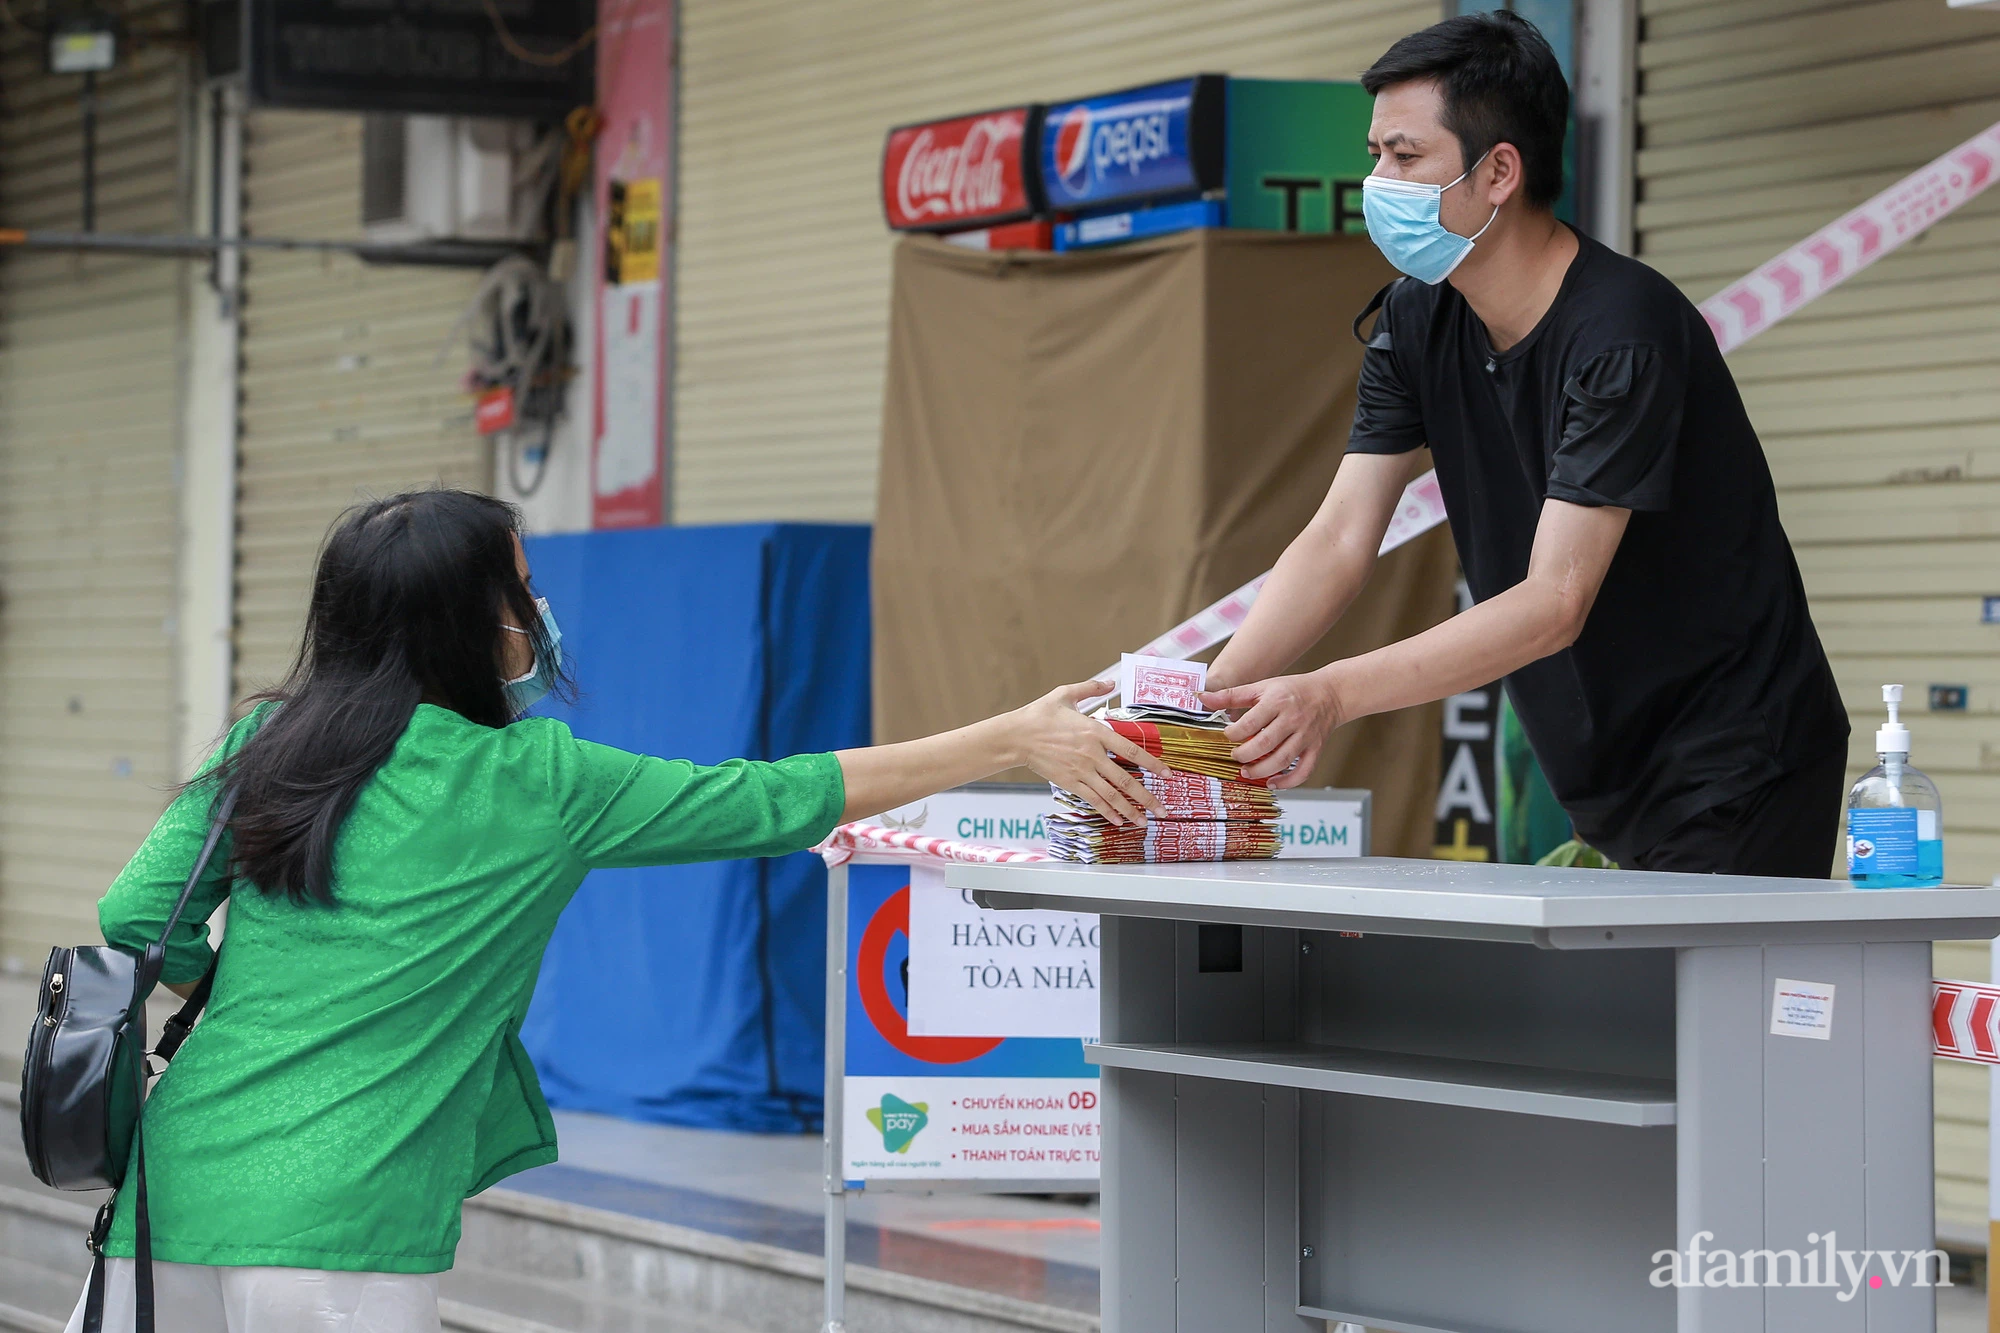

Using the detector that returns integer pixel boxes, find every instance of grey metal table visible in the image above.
[946,858,2000,1333]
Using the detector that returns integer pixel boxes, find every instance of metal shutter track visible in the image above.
[1636,0,2000,1240]
[0,10,187,969]
[235,111,488,698]
[674,0,1440,523]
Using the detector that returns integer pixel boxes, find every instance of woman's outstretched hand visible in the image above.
[1010,682,1169,827]
[836,680,1170,827]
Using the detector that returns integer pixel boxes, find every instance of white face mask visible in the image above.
[500,597,562,714]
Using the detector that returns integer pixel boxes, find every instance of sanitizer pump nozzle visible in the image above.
[1876,683,1911,758]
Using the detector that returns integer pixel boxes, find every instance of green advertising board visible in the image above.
[1224,78,1378,235]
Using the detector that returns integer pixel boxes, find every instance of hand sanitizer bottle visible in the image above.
[1847,684,1944,888]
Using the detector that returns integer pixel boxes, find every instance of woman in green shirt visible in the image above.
[68,489,1166,1333]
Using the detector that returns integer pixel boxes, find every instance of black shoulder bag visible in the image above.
[18,786,236,1333]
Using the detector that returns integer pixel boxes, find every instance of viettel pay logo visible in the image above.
[867,1094,930,1153]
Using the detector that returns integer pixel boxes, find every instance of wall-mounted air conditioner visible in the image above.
[362,115,539,243]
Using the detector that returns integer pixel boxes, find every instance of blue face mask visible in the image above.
[501,597,562,714]
[1361,150,1497,285]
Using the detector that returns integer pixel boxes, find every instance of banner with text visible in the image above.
[844,861,1097,1184]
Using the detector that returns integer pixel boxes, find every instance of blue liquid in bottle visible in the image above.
[1847,685,1943,888]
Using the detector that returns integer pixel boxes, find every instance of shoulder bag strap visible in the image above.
[151,972,215,1064]
[87,785,237,1333]
[81,1204,110,1332]
[135,785,239,1000]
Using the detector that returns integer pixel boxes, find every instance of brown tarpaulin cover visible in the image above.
[873,228,1457,857]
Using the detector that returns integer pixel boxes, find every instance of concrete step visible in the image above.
[0,1177,749,1333]
[439,1263,751,1333]
[0,1177,745,1333]
[0,1084,1093,1333]
[0,1252,74,1333]
[0,1180,94,1333]
[461,1180,1091,1333]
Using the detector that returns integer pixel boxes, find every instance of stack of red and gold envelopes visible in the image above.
[1047,710,1281,864]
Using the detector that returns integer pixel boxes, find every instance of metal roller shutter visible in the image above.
[674,0,1443,523]
[1636,0,2000,1243]
[0,12,188,970]
[233,111,490,698]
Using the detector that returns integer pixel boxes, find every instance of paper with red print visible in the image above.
[1119,653,1207,713]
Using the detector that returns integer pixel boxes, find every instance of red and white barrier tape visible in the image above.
[1700,122,2000,354]
[1086,473,1447,688]
[817,820,1050,868]
[1085,119,2000,698]
[1933,978,2000,1065]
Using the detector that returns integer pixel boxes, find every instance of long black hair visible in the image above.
[199,489,573,905]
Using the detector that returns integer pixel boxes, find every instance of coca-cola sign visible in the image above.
[882,106,1043,232]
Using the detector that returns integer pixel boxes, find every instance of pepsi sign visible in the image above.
[1038,75,1225,211]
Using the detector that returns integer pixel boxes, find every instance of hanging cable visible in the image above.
[438,254,573,500]
[480,0,596,68]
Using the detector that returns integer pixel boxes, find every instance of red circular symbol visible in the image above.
[856,886,1003,1064]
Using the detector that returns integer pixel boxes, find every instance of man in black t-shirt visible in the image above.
[1203,12,1848,876]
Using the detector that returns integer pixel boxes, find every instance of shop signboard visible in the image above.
[882,107,1043,232]
[1037,75,1225,213]
[942,220,1055,252]
[245,0,593,117]
[874,782,1369,862]
[1054,197,1224,250]
[1224,78,1378,234]
[1433,581,1500,862]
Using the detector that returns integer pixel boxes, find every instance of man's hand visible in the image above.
[1201,671,1346,789]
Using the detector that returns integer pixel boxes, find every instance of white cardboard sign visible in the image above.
[906,864,1102,1039]
[1770,978,1836,1041]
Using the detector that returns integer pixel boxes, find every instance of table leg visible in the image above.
[1676,942,1934,1332]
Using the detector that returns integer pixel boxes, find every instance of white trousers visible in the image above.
[64,1259,440,1333]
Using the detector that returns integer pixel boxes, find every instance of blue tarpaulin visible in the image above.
[517,524,871,1132]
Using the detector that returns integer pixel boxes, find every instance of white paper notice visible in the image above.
[906,864,1101,1039]
[1118,653,1207,713]
[1770,978,1836,1040]
[596,282,661,497]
